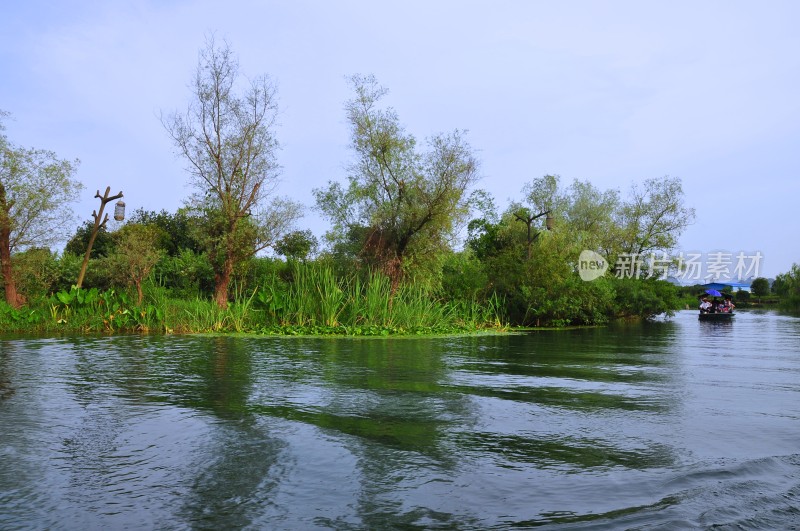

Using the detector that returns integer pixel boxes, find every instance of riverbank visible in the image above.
[0,283,688,337]
[1,270,690,336]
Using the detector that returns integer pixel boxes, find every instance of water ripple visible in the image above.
[1,310,799,528]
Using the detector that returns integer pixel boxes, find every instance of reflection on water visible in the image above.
[1,310,799,528]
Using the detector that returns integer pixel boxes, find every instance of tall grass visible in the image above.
[350,271,392,326]
[254,263,503,333]
[0,263,504,336]
[282,262,345,327]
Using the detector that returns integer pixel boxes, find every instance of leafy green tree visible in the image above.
[610,277,680,320]
[735,289,750,303]
[162,36,301,307]
[126,207,203,256]
[773,272,789,298]
[153,248,215,298]
[467,216,519,262]
[466,176,687,325]
[513,174,623,261]
[518,174,694,275]
[275,229,318,262]
[0,111,83,307]
[619,175,695,257]
[12,247,59,301]
[314,74,480,290]
[52,252,83,293]
[440,250,488,303]
[520,174,566,226]
[109,224,166,304]
[773,264,800,309]
[750,277,770,297]
[65,219,114,258]
[561,179,621,256]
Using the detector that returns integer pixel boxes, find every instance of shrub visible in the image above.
[611,277,681,320]
[12,248,59,301]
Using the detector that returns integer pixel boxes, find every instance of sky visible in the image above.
[2,0,799,279]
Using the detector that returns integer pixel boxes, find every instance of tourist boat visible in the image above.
[698,289,735,321]
[698,312,734,321]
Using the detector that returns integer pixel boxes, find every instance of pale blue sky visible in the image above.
[2,0,799,277]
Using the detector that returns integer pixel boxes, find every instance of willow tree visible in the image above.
[521,175,622,258]
[314,74,480,289]
[163,37,301,307]
[516,174,692,261]
[619,175,695,257]
[0,112,82,307]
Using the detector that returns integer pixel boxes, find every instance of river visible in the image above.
[1,309,799,529]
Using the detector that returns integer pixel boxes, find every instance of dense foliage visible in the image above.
[1,112,82,307]
[0,175,692,335]
[314,74,480,292]
[0,41,703,335]
[750,277,770,297]
[0,133,696,335]
[773,264,800,310]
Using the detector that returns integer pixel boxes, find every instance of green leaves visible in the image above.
[315,75,480,288]
[53,286,99,307]
[1,111,83,308]
[56,290,74,306]
[0,302,42,324]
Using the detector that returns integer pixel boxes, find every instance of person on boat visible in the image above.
[699,296,712,313]
[723,298,735,313]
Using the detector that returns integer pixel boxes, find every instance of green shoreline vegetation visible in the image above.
[0,254,686,336]
[5,254,793,336]
[0,262,504,336]
[3,39,798,335]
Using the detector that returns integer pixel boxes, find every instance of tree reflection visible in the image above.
[0,340,15,400]
[308,338,476,527]
[153,336,286,529]
[7,325,684,527]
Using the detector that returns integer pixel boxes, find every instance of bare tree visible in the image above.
[162,36,301,307]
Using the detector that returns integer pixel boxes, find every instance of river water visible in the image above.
[1,309,799,529]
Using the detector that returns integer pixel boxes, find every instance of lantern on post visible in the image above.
[114,200,126,221]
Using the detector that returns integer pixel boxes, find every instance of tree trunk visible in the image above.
[0,182,20,308]
[0,225,20,308]
[385,257,403,296]
[135,279,144,306]
[214,257,234,308]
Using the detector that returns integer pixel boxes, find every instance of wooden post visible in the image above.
[75,187,123,288]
